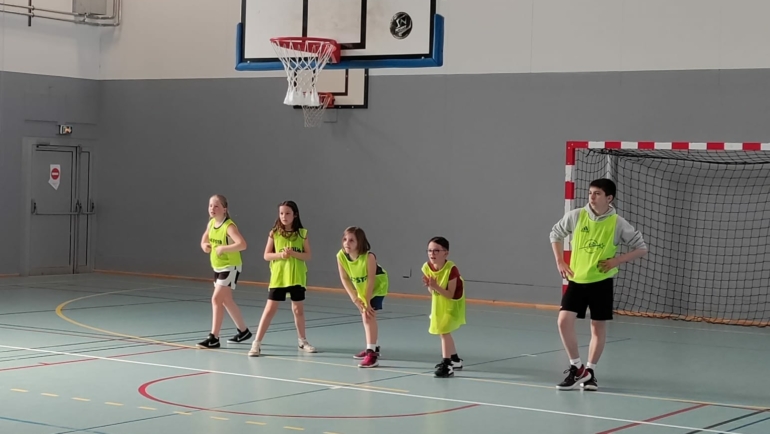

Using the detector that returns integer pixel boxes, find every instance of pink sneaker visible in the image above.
[358,349,379,368]
[353,346,380,359]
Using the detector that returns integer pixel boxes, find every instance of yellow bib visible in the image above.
[421,260,466,335]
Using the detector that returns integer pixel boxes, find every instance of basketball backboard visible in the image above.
[235,0,444,71]
[310,68,368,109]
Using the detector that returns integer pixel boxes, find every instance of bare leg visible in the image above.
[440,333,456,358]
[588,320,607,364]
[218,289,247,331]
[291,301,306,339]
[363,311,378,346]
[557,310,580,360]
[210,285,233,336]
[255,300,280,342]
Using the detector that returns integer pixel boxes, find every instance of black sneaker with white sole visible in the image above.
[582,368,598,391]
[435,358,463,370]
[227,328,252,343]
[196,333,220,349]
[556,364,590,390]
[434,359,454,378]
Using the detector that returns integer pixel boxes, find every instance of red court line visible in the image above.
[0,347,185,372]
[596,404,709,434]
[139,372,479,419]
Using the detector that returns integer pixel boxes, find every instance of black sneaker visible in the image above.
[582,368,598,391]
[196,333,220,349]
[434,359,454,378]
[556,364,589,390]
[435,358,463,370]
[227,328,252,343]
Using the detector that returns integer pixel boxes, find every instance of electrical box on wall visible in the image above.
[58,124,73,135]
[72,0,108,15]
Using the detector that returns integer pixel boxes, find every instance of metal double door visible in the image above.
[22,140,96,276]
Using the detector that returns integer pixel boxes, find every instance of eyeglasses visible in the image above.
[427,249,446,254]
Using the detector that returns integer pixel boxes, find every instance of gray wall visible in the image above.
[91,69,770,305]
[0,71,100,275]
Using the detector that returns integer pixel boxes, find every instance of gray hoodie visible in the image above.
[549,204,647,251]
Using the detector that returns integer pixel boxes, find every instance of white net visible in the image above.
[301,93,334,127]
[270,37,338,108]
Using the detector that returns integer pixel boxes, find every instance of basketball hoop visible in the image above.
[270,37,339,126]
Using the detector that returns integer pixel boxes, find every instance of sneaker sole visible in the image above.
[556,376,590,390]
[354,353,380,360]
[582,384,598,391]
[299,347,317,353]
[196,344,220,349]
[358,362,379,368]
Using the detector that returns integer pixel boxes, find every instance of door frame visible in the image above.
[20,137,97,276]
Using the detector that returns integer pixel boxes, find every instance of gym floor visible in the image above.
[2,273,769,434]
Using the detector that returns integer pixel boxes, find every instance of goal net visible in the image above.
[566,141,770,327]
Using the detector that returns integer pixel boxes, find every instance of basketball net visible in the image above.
[270,37,340,127]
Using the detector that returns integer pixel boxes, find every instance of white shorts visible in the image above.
[213,265,242,289]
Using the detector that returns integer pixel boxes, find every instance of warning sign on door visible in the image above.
[49,164,61,190]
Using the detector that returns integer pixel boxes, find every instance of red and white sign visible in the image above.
[49,164,61,190]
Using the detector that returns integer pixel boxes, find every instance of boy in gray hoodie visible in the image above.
[550,178,648,391]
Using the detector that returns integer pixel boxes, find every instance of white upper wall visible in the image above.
[0,0,101,79]
[6,0,770,80]
[98,0,268,80]
[521,0,770,74]
[102,0,770,80]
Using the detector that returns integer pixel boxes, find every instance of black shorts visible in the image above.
[369,295,385,311]
[268,285,306,302]
[560,278,614,321]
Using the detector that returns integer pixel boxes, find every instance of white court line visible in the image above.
[37,276,770,336]
[0,344,744,434]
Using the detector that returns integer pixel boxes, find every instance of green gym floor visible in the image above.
[1,274,769,434]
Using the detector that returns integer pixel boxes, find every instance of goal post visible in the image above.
[564,141,770,327]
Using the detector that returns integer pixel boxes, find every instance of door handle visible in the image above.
[81,199,96,215]
[30,199,79,216]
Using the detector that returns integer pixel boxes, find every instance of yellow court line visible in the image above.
[298,378,409,393]
[211,416,229,421]
[588,390,770,412]
[55,287,199,350]
[94,269,562,311]
[138,406,156,411]
[54,286,770,413]
[55,288,431,368]
[41,393,58,397]
[105,402,123,406]
[10,389,28,393]
[72,397,91,402]
[283,427,305,431]
[174,411,192,416]
[246,421,267,425]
